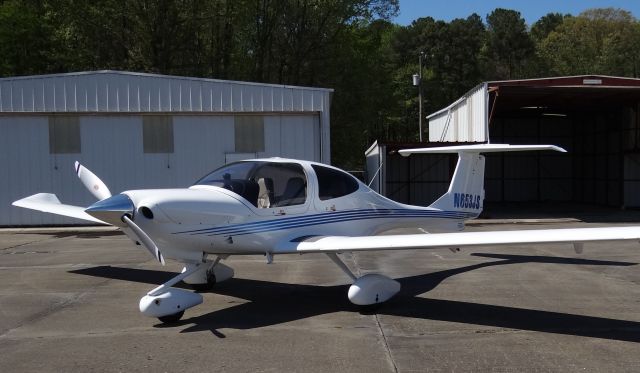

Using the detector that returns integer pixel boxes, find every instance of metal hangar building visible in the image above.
[366,75,640,211]
[1,71,333,226]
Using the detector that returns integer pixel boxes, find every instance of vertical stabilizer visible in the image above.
[430,152,485,217]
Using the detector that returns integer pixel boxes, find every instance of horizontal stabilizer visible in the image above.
[399,144,566,156]
[399,143,567,217]
[276,226,640,254]
[12,193,106,224]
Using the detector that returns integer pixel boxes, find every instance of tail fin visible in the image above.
[399,144,566,218]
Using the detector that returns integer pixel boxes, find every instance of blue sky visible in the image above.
[394,0,640,26]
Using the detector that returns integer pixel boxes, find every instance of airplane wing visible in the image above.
[12,193,107,224]
[275,226,640,254]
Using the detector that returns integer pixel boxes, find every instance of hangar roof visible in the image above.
[0,70,332,113]
[487,75,640,114]
[427,75,640,143]
[489,75,640,87]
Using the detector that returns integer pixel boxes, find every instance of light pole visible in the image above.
[412,51,425,142]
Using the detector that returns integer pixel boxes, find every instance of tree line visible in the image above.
[2,1,639,168]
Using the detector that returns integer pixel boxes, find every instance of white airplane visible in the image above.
[12,144,640,323]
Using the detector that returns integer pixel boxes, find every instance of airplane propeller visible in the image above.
[77,161,165,265]
[75,161,112,200]
[121,215,165,265]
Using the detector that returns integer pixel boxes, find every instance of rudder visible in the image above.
[430,152,485,217]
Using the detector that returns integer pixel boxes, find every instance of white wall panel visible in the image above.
[365,141,382,193]
[428,83,487,142]
[624,154,640,207]
[0,116,72,225]
[267,115,319,161]
[173,116,235,185]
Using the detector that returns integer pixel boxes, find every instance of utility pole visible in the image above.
[413,51,425,142]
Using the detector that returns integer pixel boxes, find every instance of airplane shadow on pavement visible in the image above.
[69,253,640,341]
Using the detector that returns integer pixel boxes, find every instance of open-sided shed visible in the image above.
[368,75,640,209]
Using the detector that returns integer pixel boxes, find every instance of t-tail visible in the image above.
[399,144,567,219]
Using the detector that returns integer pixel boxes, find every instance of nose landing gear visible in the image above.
[138,257,235,324]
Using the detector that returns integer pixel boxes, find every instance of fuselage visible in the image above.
[110,158,472,260]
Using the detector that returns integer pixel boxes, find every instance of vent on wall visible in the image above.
[143,115,174,153]
[49,116,81,154]
[234,115,265,152]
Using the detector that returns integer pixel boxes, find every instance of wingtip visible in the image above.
[10,198,27,207]
[74,161,81,174]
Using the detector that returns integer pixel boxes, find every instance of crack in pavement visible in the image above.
[0,260,142,338]
[0,292,89,338]
[0,235,58,251]
[350,252,399,373]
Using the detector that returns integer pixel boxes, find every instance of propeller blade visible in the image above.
[75,161,112,200]
[122,215,165,265]
[122,214,164,265]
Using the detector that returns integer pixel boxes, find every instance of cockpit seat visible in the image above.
[275,177,306,207]
[257,177,274,208]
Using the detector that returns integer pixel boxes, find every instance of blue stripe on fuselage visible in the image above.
[172,209,474,237]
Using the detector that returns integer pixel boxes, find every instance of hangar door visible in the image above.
[226,115,320,162]
[263,115,320,161]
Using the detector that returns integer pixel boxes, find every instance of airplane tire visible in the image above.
[158,310,185,324]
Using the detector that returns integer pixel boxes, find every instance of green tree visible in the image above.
[328,20,402,168]
[0,0,57,76]
[387,15,485,145]
[531,12,568,42]
[485,8,534,79]
[434,14,485,104]
[240,0,399,86]
[538,8,640,76]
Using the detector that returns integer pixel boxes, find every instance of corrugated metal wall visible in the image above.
[485,116,573,202]
[624,154,640,206]
[1,113,320,225]
[0,71,331,114]
[379,152,453,207]
[487,111,627,206]
[622,103,640,207]
[428,83,487,142]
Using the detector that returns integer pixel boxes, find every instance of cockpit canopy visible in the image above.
[194,161,307,208]
[194,160,362,208]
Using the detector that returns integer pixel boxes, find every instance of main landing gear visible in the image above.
[139,257,234,323]
[183,256,234,291]
[326,253,400,306]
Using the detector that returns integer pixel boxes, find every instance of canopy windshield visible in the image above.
[194,161,307,208]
